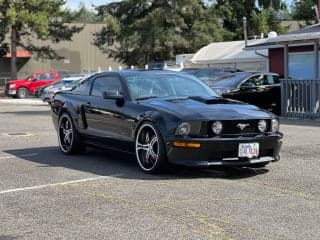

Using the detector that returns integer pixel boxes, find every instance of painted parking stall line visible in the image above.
[0,174,124,195]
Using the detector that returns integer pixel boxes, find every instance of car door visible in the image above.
[232,74,264,106]
[262,74,281,114]
[83,74,134,150]
[29,73,53,93]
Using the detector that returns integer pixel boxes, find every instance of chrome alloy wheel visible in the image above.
[58,114,74,153]
[136,123,160,171]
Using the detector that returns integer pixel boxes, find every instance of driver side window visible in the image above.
[91,76,123,97]
[36,73,52,81]
[241,75,263,87]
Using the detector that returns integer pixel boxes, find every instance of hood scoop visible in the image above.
[188,96,237,105]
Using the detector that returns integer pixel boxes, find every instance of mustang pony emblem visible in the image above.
[237,123,250,130]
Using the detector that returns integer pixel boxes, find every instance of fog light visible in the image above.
[271,119,280,132]
[211,121,223,134]
[258,120,267,132]
[175,122,190,136]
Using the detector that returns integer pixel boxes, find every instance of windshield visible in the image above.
[61,79,81,87]
[125,73,218,100]
[213,73,251,88]
[25,75,33,80]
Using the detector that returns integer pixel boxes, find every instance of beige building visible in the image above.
[184,40,269,72]
[0,24,121,80]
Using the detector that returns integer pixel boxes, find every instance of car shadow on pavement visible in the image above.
[4,146,268,181]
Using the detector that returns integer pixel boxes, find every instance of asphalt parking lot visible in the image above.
[0,99,320,240]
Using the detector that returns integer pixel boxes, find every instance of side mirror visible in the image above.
[103,90,125,101]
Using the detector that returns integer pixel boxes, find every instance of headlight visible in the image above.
[271,119,280,132]
[211,121,223,134]
[9,84,16,89]
[175,122,190,136]
[258,120,267,132]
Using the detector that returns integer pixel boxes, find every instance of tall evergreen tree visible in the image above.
[94,0,226,67]
[0,0,83,79]
[292,0,318,22]
[213,0,286,40]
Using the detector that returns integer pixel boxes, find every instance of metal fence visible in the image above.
[281,79,320,119]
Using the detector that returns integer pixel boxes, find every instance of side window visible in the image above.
[49,73,55,79]
[73,77,94,95]
[91,76,123,97]
[241,75,263,87]
[36,73,51,80]
[273,75,280,84]
[263,74,280,85]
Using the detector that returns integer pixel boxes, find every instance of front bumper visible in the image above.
[5,89,17,96]
[41,91,54,103]
[166,134,282,167]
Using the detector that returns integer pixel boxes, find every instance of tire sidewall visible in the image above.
[17,88,28,99]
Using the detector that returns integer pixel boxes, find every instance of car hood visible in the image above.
[211,87,237,94]
[6,79,29,85]
[141,97,272,120]
[44,83,73,92]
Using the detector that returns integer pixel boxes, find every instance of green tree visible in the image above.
[0,0,83,79]
[94,0,226,67]
[292,0,318,21]
[213,0,287,40]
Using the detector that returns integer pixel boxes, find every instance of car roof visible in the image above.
[100,70,189,78]
[182,67,242,72]
[61,76,84,81]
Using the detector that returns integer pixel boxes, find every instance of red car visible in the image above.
[5,71,65,98]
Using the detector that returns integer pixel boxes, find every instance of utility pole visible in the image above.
[10,25,17,80]
[243,17,248,47]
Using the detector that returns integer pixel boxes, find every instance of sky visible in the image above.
[66,0,117,9]
[66,0,294,10]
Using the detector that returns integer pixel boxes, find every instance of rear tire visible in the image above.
[58,113,83,155]
[16,87,28,99]
[135,122,169,174]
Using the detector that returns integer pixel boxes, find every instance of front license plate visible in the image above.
[238,143,259,158]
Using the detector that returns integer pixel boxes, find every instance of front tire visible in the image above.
[135,122,168,173]
[17,87,28,99]
[58,113,82,155]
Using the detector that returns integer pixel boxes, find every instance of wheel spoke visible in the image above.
[145,131,150,143]
[150,148,158,160]
[137,143,149,151]
[145,149,151,163]
[64,134,69,144]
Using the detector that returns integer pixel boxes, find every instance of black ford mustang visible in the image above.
[51,70,282,173]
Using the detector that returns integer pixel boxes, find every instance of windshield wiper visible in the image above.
[135,96,158,101]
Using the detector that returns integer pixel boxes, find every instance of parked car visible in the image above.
[41,74,90,103]
[182,67,242,85]
[5,70,69,98]
[51,70,282,173]
[211,72,281,115]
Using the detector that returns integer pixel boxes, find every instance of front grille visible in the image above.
[202,119,271,137]
[223,120,260,134]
